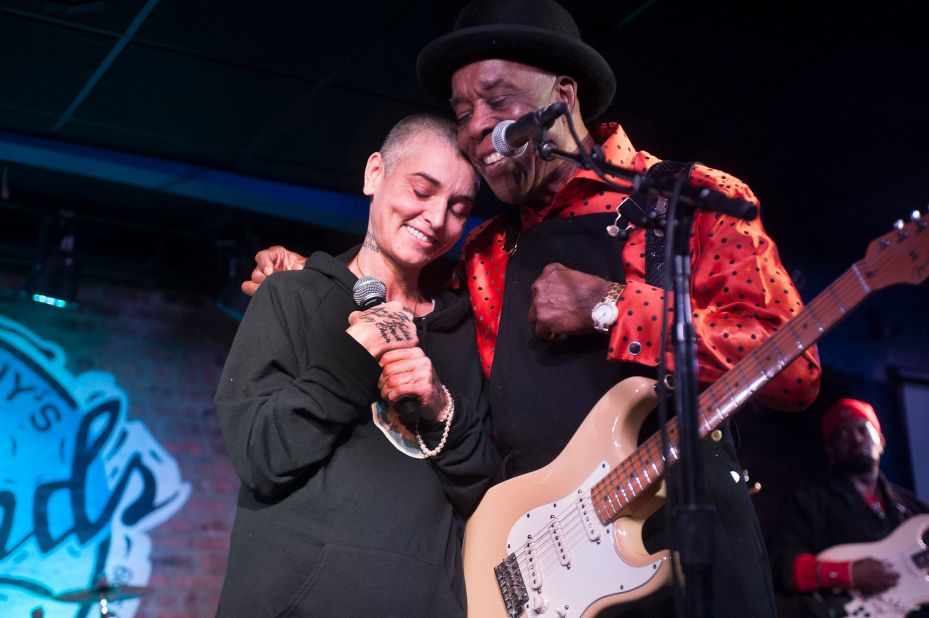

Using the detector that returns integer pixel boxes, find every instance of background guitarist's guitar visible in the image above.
[463,213,929,618]
[816,514,929,618]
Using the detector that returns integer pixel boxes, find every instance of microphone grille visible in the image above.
[491,120,527,158]
[352,275,387,309]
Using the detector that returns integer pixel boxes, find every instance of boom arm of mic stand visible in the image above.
[538,141,758,222]
[539,141,638,186]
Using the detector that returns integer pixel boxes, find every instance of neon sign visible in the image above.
[0,315,190,617]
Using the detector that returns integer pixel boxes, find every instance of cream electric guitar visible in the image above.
[817,514,929,618]
[463,213,929,618]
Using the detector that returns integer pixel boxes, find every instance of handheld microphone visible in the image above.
[351,275,421,423]
[491,101,568,157]
[352,275,387,309]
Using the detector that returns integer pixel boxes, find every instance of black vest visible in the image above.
[488,211,655,477]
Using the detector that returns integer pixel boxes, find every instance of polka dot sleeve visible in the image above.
[689,205,821,411]
[603,164,821,411]
[605,250,671,366]
[462,123,822,412]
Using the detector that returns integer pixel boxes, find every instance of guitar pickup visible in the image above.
[577,494,602,542]
[524,537,542,590]
[548,519,571,566]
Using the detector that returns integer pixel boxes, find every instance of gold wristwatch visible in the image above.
[591,282,626,333]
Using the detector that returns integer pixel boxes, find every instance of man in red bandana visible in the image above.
[767,398,929,616]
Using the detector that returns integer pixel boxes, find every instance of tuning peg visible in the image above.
[894,219,905,230]
[913,210,928,230]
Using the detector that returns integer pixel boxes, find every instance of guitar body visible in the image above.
[463,213,929,617]
[463,377,671,618]
[817,514,929,617]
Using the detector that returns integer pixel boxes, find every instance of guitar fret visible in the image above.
[735,364,758,398]
[592,496,608,524]
[605,491,617,519]
[730,379,750,409]
[640,459,652,483]
[717,386,740,420]
[700,412,712,437]
[784,321,806,351]
[613,480,625,509]
[851,263,872,293]
[604,488,618,517]
[768,336,788,373]
[732,372,749,407]
[754,354,773,383]
[826,284,847,314]
[633,455,647,489]
[706,389,727,421]
[575,232,928,530]
[648,442,662,477]
[618,471,632,501]
[806,302,826,333]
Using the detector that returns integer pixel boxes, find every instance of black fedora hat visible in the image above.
[417,0,616,120]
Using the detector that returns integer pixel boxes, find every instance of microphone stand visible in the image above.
[538,140,757,221]
[533,129,757,617]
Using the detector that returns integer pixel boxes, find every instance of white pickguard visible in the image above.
[841,552,927,617]
[505,462,666,617]
[818,514,929,618]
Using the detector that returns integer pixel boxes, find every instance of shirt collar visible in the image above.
[520,122,650,225]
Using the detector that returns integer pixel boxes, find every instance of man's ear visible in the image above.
[555,75,579,116]
[363,151,385,196]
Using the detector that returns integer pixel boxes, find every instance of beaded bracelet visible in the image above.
[416,384,454,457]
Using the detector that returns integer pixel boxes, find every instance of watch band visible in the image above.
[592,282,626,333]
[603,282,625,305]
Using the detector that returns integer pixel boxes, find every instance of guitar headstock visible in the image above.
[860,210,929,289]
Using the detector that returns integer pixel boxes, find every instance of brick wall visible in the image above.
[0,272,241,617]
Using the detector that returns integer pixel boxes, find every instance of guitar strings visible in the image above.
[500,241,914,583]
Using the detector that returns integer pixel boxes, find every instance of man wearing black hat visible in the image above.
[244,1,822,615]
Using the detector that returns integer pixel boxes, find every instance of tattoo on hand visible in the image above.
[376,320,413,342]
[359,307,414,343]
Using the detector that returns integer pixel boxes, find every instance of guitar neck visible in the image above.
[591,264,875,525]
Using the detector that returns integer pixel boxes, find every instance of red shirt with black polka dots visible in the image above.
[461,122,821,411]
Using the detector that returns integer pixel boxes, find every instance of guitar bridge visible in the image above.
[494,553,529,618]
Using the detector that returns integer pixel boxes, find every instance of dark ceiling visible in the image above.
[0,0,927,298]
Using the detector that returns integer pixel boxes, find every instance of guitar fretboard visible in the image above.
[590,264,875,525]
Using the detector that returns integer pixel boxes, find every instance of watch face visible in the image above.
[592,302,619,325]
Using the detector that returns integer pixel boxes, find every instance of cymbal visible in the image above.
[55,583,151,603]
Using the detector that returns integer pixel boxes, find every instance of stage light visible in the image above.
[27,231,79,309]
